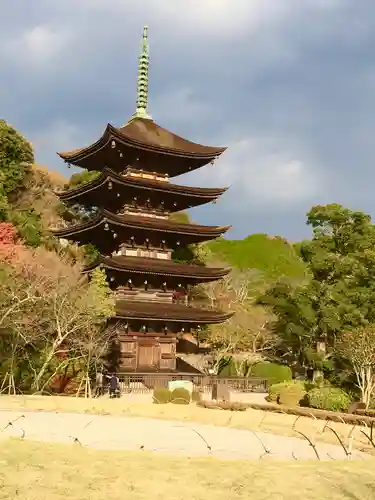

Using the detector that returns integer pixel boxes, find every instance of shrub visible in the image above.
[153,387,171,404]
[170,387,190,405]
[267,380,306,404]
[308,387,351,412]
[217,356,238,377]
[250,362,292,385]
[278,383,306,407]
[197,401,249,411]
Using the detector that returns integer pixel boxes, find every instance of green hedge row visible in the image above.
[153,387,202,405]
[267,380,352,412]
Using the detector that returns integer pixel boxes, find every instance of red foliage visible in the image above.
[0,222,22,263]
[0,222,18,246]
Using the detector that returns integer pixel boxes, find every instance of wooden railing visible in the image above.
[117,373,268,394]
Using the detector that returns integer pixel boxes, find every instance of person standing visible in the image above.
[109,373,120,398]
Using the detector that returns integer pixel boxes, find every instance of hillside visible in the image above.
[207,234,307,280]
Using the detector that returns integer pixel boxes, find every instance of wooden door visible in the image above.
[137,344,160,370]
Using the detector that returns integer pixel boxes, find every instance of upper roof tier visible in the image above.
[115,299,234,324]
[56,167,227,213]
[85,254,231,283]
[57,119,226,177]
[51,209,230,253]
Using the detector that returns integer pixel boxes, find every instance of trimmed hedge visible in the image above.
[278,383,306,407]
[153,387,171,404]
[170,387,191,405]
[267,380,306,403]
[354,408,375,417]
[197,400,375,425]
[244,402,375,426]
[250,362,292,385]
[308,387,351,412]
[197,401,249,411]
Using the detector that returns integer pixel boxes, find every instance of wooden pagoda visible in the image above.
[52,26,233,373]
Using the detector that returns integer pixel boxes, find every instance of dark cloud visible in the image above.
[1,0,375,239]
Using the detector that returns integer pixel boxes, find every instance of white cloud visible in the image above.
[29,120,91,173]
[188,135,322,209]
[151,88,215,124]
[1,25,73,67]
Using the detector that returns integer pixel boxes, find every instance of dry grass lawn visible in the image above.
[0,395,373,453]
[0,439,374,500]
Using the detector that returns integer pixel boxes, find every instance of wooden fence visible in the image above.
[117,373,268,394]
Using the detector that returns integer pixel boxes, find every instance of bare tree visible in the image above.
[26,251,115,392]
[1,236,115,393]
[197,267,275,374]
[336,325,375,409]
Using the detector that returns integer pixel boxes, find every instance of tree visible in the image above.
[26,254,115,392]
[0,236,115,393]
[200,268,275,373]
[65,169,100,189]
[261,204,375,378]
[336,325,375,408]
[0,119,34,196]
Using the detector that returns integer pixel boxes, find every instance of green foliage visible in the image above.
[83,244,101,264]
[7,208,43,247]
[207,234,307,279]
[0,120,34,195]
[88,268,115,320]
[308,386,351,412]
[152,387,171,404]
[249,361,292,385]
[267,380,306,403]
[261,204,375,373]
[278,383,307,406]
[217,356,238,377]
[65,170,100,189]
[170,387,191,405]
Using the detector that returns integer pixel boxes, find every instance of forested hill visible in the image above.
[207,235,307,280]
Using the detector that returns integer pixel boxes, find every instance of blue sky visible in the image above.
[1,0,375,240]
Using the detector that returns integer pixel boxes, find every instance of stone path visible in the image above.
[0,409,369,461]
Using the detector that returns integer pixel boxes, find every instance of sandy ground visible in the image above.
[0,409,368,461]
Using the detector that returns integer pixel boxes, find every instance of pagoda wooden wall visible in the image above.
[119,337,177,372]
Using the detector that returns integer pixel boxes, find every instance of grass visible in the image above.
[0,395,373,453]
[1,439,375,500]
[207,234,307,279]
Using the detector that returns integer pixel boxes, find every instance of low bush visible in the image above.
[153,387,171,404]
[170,387,191,405]
[250,362,292,385]
[354,408,375,417]
[244,402,375,425]
[197,401,249,411]
[307,387,351,412]
[267,380,306,403]
[278,383,306,407]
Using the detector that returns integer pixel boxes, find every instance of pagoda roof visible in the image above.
[56,167,227,212]
[115,299,234,324]
[51,209,230,244]
[58,119,226,169]
[85,254,231,281]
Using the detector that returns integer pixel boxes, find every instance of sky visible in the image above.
[1,0,375,241]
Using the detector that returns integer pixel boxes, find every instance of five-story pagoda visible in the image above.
[52,27,233,373]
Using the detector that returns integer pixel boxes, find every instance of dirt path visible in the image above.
[0,409,368,460]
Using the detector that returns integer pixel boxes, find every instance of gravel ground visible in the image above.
[0,409,369,461]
